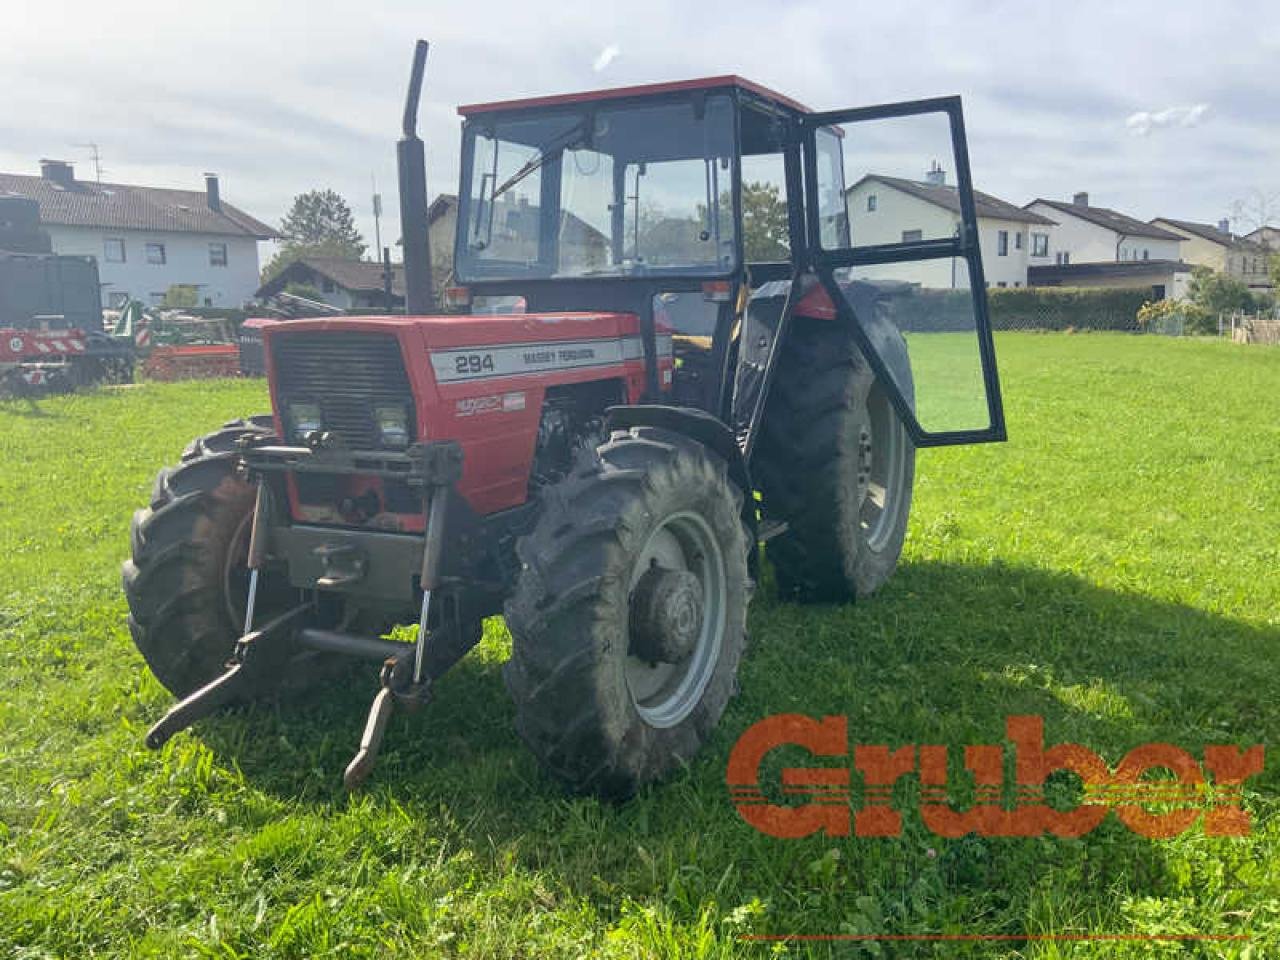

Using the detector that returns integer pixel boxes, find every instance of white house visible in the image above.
[0,160,275,308]
[846,169,1058,290]
[1150,217,1272,291]
[1025,193,1183,264]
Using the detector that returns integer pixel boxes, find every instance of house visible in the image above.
[256,256,404,310]
[0,160,275,308]
[420,193,460,291]
[1150,218,1272,291]
[423,192,608,285]
[1243,225,1280,252]
[846,166,1058,289]
[1025,193,1183,264]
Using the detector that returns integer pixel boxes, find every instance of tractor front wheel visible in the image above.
[122,416,289,696]
[504,427,751,799]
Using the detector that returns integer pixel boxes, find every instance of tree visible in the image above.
[1229,187,1280,233]
[1188,265,1254,317]
[741,181,790,261]
[261,189,366,283]
[162,284,199,308]
[1270,253,1280,294]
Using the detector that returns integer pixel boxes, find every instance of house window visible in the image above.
[209,242,228,267]
[1015,231,1024,250]
[1032,233,1049,257]
[1056,251,1070,265]
[1143,249,1149,260]
[1014,281,1021,287]
[145,242,166,265]
[901,229,923,243]
[866,194,877,212]
[321,277,335,294]
[997,230,1009,256]
[997,281,1007,288]
[104,238,126,263]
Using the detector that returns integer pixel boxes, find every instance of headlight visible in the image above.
[375,405,410,448]
[288,401,321,439]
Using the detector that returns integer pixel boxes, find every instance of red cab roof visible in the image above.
[457,75,813,117]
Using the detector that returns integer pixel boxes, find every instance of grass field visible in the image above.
[2,333,1278,958]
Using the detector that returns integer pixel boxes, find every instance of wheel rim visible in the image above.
[222,512,254,628]
[222,512,302,632]
[624,511,727,729]
[860,382,908,553]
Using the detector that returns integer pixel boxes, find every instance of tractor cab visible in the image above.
[448,75,1005,447]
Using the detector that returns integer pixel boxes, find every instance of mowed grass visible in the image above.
[2,333,1279,958]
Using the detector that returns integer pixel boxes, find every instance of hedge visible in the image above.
[986,287,1149,332]
[854,284,1150,334]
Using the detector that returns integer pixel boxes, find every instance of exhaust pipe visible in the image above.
[398,39,434,315]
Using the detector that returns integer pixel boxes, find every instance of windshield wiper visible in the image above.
[490,122,587,203]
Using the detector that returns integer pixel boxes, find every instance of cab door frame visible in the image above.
[798,95,1007,447]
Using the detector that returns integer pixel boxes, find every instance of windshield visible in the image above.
[456,94,738,282]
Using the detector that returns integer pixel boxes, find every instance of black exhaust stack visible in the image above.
[398,40,433,315]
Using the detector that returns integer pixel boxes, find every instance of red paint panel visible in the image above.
[458,75,813,117]
[262,312,669,524]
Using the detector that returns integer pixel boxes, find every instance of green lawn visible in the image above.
[2,333,1278,958]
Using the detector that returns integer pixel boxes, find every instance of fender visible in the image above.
[793,278,914,401]
[605,403,758,542]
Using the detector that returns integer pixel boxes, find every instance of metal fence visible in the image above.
[986,288,1148,333]
[1222,312,1280,344]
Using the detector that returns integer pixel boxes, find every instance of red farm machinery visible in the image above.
[126,42,1006,797]
[1,196,135,396]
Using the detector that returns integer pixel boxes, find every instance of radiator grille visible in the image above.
[272,331,415,449]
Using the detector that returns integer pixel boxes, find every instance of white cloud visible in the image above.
[1125,103,1211,137]
[592,44,620,72]
[1,1,1276,246]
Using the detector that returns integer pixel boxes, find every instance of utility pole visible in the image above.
[372,175,383,260]
[75,142,103,183]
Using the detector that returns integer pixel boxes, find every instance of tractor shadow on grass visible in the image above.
[194,557,1280,810]
[191,560,1277,943]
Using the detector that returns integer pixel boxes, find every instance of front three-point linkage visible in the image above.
[145,481,308,750]
[144,439,470,790]
[342,441,463,789]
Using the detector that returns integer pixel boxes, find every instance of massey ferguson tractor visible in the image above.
[124,42,1005,797]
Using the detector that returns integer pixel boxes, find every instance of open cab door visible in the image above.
[802,97,1006,446]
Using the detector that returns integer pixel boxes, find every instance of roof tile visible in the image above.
[1029,198,1182,241]
[0,172,277,239]
[853,175,1057,225]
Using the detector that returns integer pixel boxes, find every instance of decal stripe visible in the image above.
[431,334,672,384]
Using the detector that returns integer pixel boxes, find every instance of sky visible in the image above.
[4,0,1279,260]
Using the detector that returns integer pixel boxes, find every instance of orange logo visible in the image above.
[727,715,1263,839]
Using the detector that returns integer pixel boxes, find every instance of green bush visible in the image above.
[987,287,1150,332]
[1136,298,1215,335]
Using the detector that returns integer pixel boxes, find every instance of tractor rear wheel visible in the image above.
[122,416,290,697]
[504,427,751,799]
[756,317,915,603]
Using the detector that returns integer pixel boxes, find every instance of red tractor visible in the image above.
[125,42,1005,797]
